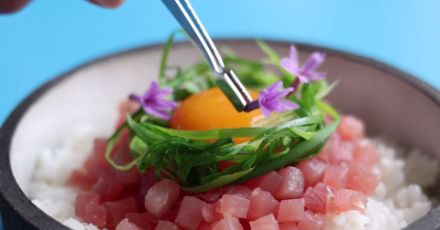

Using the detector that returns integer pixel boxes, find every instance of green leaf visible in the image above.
[315,79,339,100]
[182,168,253,193]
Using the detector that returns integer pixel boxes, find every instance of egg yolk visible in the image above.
[170,87,264,144]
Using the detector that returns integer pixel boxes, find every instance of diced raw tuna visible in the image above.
[338,115,365,142]
[279,222,297,230]
[103,197,139,230]
[296,158,327,186]
[111,145,139,185]
[296,210,324,230]
[323,165,348,190]
[135,168,161,211]
[317,139,336,162]
[75,191,100,218]
[84,138,109,171]
[125,212,154,230]
[92,172,125,202]
[249,214,279,230]
[116,218,144,230]
[313,183,337,203]
[212,217,243,230]
[277,199,304,223]
[144,179,180,217]
[196,221,211,230]
[229,185,252,199]
[275,167,304,200]
[84,202,107,228]
[245,171,282,197]
[326,189,368,214]
[302,187,325,213]
[67,169,97,190]
[329,141,355,165]
[156,221,180,230]
[220,194,250,218]
[174,196,207,230]
[200,186,235,203]
[247,188,280,221]
[202,203,223,223]
[352,143,379,170]
[347,162,380,196]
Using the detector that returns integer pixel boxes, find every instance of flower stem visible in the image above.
[244,100,260,112]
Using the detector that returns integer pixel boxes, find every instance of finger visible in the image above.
[0,0,31,13]
[86,0,126,9]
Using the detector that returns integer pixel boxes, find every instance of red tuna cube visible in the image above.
[326,189,368,214]
[245,171,282,197]
[296,158,327,186]
[249,214,279,230]
[347,162,380,196]
[144,179,180,217]
[313,182,337,203]
[352,143,379,170]
[116,218,144,230]
[202,203,223,223]
[125,212,155,230]
[75,191,100,219]
[174,196,207,230]
[103,197,139,230]
[329,141,355,165]
[212,217,243,230]
[323,165,348,190]
[220,194,250,218]
[84,202,107,228]
[302,187,325,214]
[277,199,304,223]
[229,185,252,199]
[67,169,97,190]
[200,186,235,203]
[338,115,365,142]
[296,210,324,230]
[275,167,304,200]
[247,188,280,221]
[196,221,211,230]
[279,222,297,230]
[92,171,124,202]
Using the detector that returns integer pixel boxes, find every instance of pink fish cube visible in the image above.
[347,162,380,196]
[116,218,143,230]
[326,189,368,214]
[296,210,324,230]
[247,188,280,221]
[220,194,250,218]
[338,115,365,142]
[84,202,107,228]
[245,171,283,197]
[249,214,279,230]
[174,196,207,230]
[103,197,139,230]
[202,203,223,223]
[275,167,305,200]
[277,199,305,223]
[313,183,337,203]
[279,222,297,230]
[296,158,327,186]
[229,185,252,199]
[144,179,180,217]
[323,165,348,189]
[352,143,379,170]
[75,191,100,219]
[302,187,325,214]
[212,217,243,230]
[156,221,180,230]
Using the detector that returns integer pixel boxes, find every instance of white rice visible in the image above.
[27,123,439,230]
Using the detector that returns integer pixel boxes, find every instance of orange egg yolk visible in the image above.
[170,87,264,144]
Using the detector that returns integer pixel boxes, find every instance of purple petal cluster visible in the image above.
[129,81,177,120]
[280,45,326,83]
[258,82,299,116]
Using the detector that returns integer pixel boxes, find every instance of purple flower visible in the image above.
[258,81,299,116]
[280,45,326,83]
[129,81,177,120]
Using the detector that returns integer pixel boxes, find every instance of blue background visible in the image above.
[1,0,440,228]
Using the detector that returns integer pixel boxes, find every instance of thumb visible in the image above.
[87,0,126,9]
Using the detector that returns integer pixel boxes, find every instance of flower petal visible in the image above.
[143,105,172,120]
[265,81,283,93]
[280,57,299,74]
[259,104,272,117]
[302,52,326,72]
[289,45,299,65]
[270,99,300,113]
[303,71,327,81]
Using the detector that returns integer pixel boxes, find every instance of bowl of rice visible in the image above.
[0,40,439,230]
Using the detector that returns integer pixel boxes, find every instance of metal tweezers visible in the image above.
[161,0,253,112]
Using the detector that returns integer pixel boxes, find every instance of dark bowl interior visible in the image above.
[0,40,439,230]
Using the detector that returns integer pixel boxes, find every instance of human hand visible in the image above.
[0,0,126,14]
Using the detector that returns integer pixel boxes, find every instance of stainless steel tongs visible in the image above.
[161,0,253,112]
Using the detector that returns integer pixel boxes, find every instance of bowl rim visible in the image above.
[1,39,439,230]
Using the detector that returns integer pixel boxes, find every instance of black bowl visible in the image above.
[1,40,439,230]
